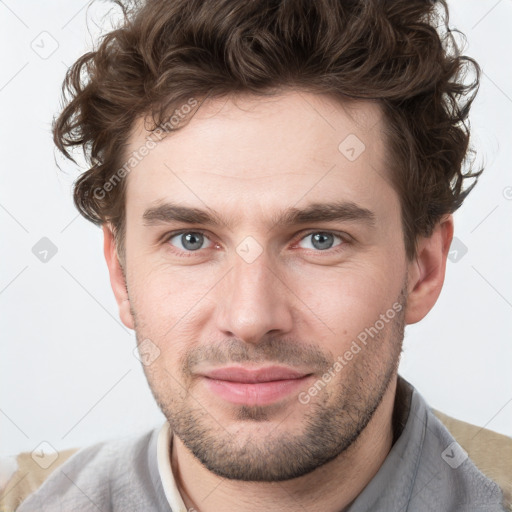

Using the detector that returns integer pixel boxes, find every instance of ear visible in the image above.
[102,223,134,330]
[405,214,454,325]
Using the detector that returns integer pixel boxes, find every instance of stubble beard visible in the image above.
[134,288,406,482]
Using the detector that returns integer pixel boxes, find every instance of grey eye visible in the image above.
[298,232,343,251]
[169,232,210,251]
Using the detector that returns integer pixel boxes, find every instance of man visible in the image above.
[13,0,510,510]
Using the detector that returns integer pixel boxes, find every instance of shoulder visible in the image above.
[432,408,512,511]
[0,448,78,512]
[2,427,160,512]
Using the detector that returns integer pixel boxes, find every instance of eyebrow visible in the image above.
[142,201,376,229]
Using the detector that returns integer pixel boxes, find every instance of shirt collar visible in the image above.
[156,420,189,512]
[345,375,426,511]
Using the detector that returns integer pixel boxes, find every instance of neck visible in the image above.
[171,375,398,512]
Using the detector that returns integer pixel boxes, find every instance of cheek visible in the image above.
[142,357,190,412]
[128,265,215,357]
[129,263,200,319]
[294,262,403,341]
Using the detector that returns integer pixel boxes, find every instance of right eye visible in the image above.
[165,230,215,253]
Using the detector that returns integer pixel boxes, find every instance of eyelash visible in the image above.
[161,229,351,257]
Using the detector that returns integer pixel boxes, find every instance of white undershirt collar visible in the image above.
[156,421,190,512]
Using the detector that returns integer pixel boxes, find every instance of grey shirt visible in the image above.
[18,376,507,511]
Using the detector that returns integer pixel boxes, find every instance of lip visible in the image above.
[201,366,309,383]
[198,366,313,406]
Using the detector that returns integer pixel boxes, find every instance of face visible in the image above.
[119,91,410,481]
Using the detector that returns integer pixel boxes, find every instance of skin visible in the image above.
[103,90,453,512]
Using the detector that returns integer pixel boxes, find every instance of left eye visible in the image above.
[297,232,344,251]
[168,231,213,252]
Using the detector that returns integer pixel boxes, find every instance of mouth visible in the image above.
[198,366,314,406]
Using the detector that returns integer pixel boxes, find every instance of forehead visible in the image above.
[123,91,397,224]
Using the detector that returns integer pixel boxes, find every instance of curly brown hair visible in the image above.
[53,0,481,263]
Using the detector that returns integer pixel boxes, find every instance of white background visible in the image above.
[1,0,511,459]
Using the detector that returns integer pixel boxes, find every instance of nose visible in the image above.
[213,251,294,344]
